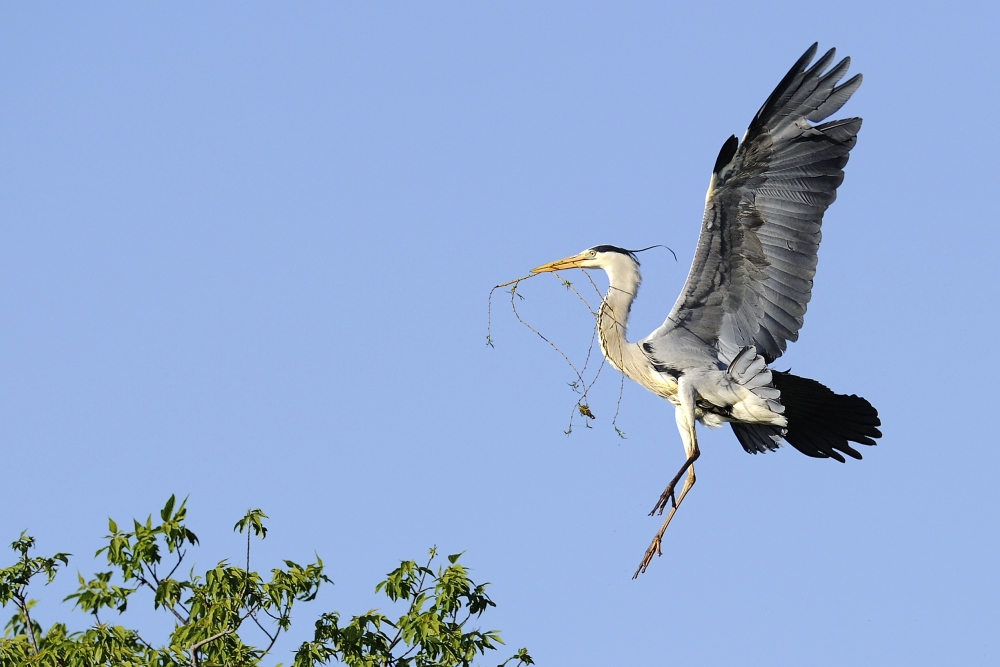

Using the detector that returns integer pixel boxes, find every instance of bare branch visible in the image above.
[163,549,186,582]
[133,631,155,652]
[251,610,282,655]
[508,281,589,395]
[486,272,538,348]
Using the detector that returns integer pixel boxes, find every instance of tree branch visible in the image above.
[15,593,39,655]
[249,611,275,641]
[133,630,155,653]
[189,627,235,667]
[163,548,186,582]
[137,576,188,625]
[250,610,281,655]
[386,554,434,655]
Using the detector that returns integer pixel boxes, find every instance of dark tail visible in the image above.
[731,371,882,463]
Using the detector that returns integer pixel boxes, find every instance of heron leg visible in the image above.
[648,450,698,516]
[634,376,700,578]
[649,376,702,516]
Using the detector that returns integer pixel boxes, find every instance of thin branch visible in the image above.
[189,627,235,667]
[245,521,251,576]
[508,283,588,396]
[492,267,630,437]
[163,549,186,582]
[189,601,263,667]
[148,560,158,584]
[176,600,192,617]
[133,630,155,653]
[555,271,608,433]
[580,269,629,432]
[487,274,538,341]
[385,553,435,655]
[136,577,157,594]
[15,594,39,655]
[558,274,601,375]
[137,577,188,625]
[249,612,276,643]
[555,271,600,317]
[250,610,281,655]
[14,550,41,655]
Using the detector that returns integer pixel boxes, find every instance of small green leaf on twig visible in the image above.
[577,404,595,419]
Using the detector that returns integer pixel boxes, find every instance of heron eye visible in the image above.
[588,250,597,258]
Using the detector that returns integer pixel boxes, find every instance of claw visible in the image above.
[633,541,659,579]
[635,450,699,577]
[650,480,681,516]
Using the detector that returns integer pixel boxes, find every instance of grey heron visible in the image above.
[529,44,881,577]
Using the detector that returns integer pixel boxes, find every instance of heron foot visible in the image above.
[635,460,697,578]
[633,536,661,579]
[650,449,698,516]
[650,484,677,516]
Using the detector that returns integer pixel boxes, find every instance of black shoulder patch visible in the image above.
[652,363,681,379]
[713,135,739,174]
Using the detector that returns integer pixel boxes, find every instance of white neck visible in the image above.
[595,258,643,378]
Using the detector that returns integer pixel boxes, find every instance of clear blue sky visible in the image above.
[2,3,998,665]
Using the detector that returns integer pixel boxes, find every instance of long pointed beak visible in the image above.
[531,252,589,274]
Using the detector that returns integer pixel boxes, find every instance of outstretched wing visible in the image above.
[646,44,862,364]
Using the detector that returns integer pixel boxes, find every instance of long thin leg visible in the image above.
[649,377,701,515]
[634,377,700,578]
[649,450,698,516]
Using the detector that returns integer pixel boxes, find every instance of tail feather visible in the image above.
[772,370,881,463]
[730,371,882,463]
[731,422,784,454]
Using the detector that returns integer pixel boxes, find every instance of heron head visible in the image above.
[531,245,639,274]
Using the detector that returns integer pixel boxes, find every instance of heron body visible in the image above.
[529,44,881,577]
[590,255,784,428]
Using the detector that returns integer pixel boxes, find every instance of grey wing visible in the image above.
[644,44,862,365]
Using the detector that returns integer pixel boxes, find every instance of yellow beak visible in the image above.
[531,252,589,274]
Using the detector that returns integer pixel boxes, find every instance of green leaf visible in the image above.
[160,494,176,522]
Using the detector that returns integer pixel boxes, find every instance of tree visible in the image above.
[0,496,532,667]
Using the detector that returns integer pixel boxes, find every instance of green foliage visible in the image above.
[0,498,532,667]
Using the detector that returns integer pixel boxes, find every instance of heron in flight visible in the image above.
[530,44,881,577]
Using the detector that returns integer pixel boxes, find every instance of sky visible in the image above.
[2,2,999,665]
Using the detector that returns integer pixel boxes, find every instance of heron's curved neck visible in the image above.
[596,262,641,376]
